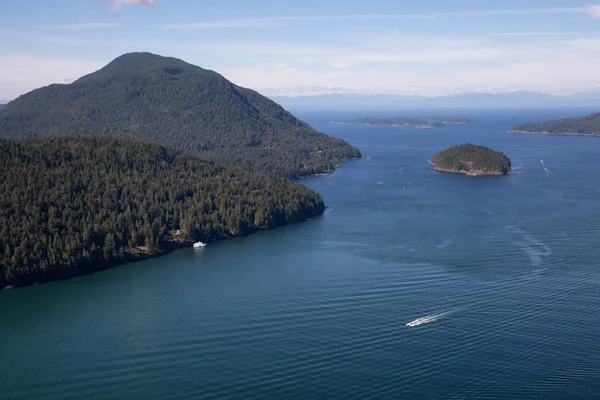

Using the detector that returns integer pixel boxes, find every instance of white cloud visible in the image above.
[163,39,543,65]
[47,23,123,30]
[109,0,156,11]
[0,55,103,99]
[220,55,600,96]
[6,24,600,99]
[163,6,588,29]
[492,32,593,37]
[586,3,600,18]
[562,37,600,50]
[163,20,284,29]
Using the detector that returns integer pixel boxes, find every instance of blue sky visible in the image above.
[2,0,600,99]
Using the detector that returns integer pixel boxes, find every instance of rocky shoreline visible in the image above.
[509,130,600,137]
[2,210,325,291]
[429,161,513,176]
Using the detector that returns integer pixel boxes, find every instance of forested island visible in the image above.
[342,116,471,127]
[0,137,326,289]
[343,118,428,125]
[430,144,512,176]
[0,52,363,288]
[511,112,600,136]
[0,52,360,179]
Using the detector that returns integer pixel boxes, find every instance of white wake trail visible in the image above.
[406,309,459,327]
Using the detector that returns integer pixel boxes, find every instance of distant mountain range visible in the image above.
[271,91,600,110]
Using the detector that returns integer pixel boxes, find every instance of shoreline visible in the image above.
[2,240,192,291]
[429,161,513,176]
[2,212,323,291]
[509,130,600,137]
[299,156,361,179]
[3,159,358,291]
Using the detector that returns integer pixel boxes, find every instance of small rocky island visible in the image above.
[430,144,512,176]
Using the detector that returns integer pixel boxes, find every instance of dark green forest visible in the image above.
[0,137,325,288]
[512,112,600,135]
[431,144,512,175]
[0,52,360,179]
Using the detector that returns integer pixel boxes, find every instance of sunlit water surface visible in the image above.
[2,108,600,399]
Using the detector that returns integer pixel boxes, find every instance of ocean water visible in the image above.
[2,108,600,399]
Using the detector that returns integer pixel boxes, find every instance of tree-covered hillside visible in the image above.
[512,112,600,135]
[0,52,360,179]
[0,137,325,288]
[431,144,512,175]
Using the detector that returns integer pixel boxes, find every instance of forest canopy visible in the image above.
[512,112,600,136]
[0,137,325,288]
[0,52,360,179]
[430,144,512,175]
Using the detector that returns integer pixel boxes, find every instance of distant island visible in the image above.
[511,112,600,136]
[423,116,473,124]
[430,144,512,176]
[343,118,428,126]
[342,116,471,128]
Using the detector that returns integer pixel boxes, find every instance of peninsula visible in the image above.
[511,112,600,136]
[0,137,326,289]
[0,52,361,289]
[430,144,512,176]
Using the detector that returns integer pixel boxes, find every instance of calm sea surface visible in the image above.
[2,108,600,399]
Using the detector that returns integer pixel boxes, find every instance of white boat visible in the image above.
[406,316,437,327]
[193,242,206,248]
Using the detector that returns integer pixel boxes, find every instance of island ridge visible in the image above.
[0,52,360,180]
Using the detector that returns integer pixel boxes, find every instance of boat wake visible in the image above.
[436,238,456,249]
[506,226,551,266]
[406,309,458,327]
